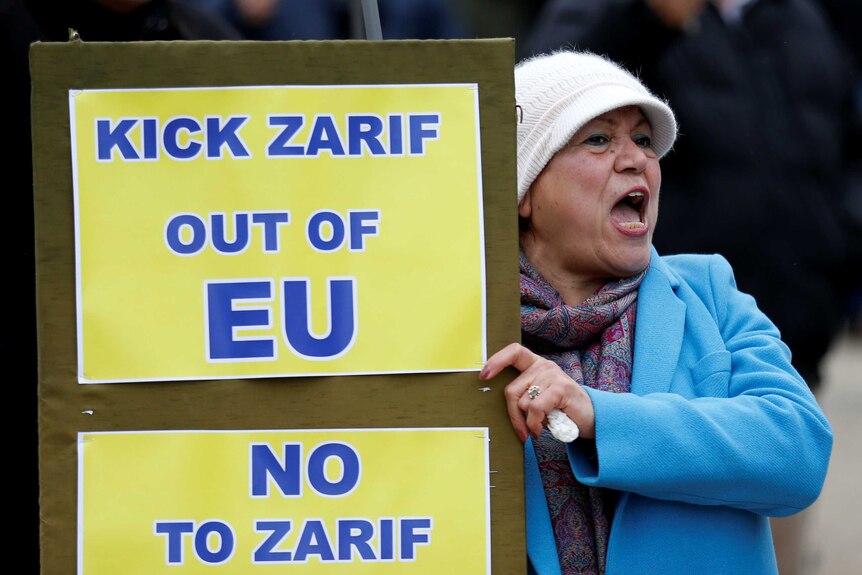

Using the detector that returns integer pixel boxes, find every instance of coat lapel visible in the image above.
[631,250,686,395]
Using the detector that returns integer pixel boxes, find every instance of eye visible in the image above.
[633,134,653,149]
[582,133,610,147]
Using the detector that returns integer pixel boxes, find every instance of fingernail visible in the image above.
[479,366,489,379]
[517,429,527,443]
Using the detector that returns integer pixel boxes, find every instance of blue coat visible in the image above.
[526,249,833,574]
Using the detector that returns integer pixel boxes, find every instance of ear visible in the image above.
[518,190,532,219]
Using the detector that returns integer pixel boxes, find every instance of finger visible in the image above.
[517,385,550,437]
[524,403,547,438]
[506,400,529,443]
[503,373,537,442]
[503,374,536,403]
[480,343,539,380]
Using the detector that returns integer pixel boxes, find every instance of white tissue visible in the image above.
[547,408,580,442]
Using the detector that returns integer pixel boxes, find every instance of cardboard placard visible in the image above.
[33,39,521,575]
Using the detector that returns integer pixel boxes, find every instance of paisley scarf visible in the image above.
[520,251,644,574]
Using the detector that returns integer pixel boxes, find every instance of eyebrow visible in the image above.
[591,114,651,130]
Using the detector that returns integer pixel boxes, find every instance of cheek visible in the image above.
[532,193,588,241]
[648,163,662,207]
[648,161,661,189]
[529,154,605,225]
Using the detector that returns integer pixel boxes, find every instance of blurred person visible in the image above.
[190,0,466,41]
[818,0,862,334]
[520,2,862,573]
[818,0,861,63]
[188,0,345,39]
[22,0,242,41]
[479,49,832,575]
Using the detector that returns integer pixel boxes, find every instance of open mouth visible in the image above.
[611,190,647,230]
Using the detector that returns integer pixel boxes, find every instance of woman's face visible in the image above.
[520,106,661,299]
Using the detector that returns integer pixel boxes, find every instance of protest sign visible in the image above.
[33,39,520,575]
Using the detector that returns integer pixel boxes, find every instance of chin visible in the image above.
[613,250,651,277]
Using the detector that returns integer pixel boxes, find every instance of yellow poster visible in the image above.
[78,428,490,575]
[70,85,486,383]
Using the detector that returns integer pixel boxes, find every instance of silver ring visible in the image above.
[527,385,541,400]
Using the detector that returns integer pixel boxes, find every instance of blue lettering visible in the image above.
[166,213,207,255]
[254,520,293,563]
[163,116,203,160]
[347,114,385,155]
[248,517,428,563]
[338,519,376,561]
[250,443,302,497]
[307,210,346,252]
[96,115,250,161]
[379,518,395,560]
[307,442,361,497]
[281,277,357,360]
[142,117,159,160]
[252,211,290,252]
[348,210,380,251]
[267,115,305,157]
[293,520,335,562]
[400,518,432,560]
[206,280,276,361]
[250,441,359,498]
[154,521,194,564]
[166,211,290,255]
[206,116,251,159]
[211,212,251,254]
[409,114,440,155]
[388,114,404,155]
[265,112,440,157]
[306,115,345,156]
[194,520,234,564]
[96,118,138,161]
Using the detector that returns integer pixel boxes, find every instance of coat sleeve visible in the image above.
[568,255,833,517]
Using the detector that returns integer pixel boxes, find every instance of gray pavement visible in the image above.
[803,328,862,574]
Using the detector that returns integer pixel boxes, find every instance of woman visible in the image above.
[479,50,833,575]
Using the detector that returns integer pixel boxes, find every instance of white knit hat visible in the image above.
[515,50,678,205]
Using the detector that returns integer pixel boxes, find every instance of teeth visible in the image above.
[620,222,645,229]
[628,191,645,198]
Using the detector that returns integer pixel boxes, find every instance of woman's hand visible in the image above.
[480,343,596,442]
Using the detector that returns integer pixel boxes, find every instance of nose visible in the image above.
[614,138,648,173]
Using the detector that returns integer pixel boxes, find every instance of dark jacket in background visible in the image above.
[22,0,242,41]
[522,0,862,389]
[191,0,466,41]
